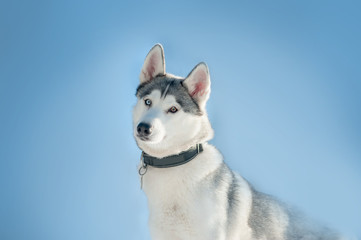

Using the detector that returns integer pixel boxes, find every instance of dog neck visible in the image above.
[142,144,203,168]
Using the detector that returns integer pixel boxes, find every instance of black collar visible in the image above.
[142,144,203,168]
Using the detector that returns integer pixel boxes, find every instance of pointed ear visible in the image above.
[183,62,211,110]
[139,44,165,84]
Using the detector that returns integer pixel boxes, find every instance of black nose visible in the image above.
[137,122,152,136]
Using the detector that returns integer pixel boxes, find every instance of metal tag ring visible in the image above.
[139,165,147,176]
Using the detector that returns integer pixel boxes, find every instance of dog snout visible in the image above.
[137,122,153,137]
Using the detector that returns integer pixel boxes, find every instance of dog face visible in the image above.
[133,44,214,158]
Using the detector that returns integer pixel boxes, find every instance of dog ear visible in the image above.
[183,62,211,110]
[139,44,165,84]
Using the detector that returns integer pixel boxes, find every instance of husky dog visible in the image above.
[133,44,341,240]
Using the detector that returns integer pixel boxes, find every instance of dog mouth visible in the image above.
[137,135,150,141]
[136,133,166,143]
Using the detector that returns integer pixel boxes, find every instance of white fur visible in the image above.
[133,89,213,158]
[133,44,343,240]
[142,144,253,240]
[133,79,253,239]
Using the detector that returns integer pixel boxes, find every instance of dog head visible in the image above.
[133,44,214,158]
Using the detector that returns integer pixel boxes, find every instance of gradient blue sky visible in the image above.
[1,0,360,239]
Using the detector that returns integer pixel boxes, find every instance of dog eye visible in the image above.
[144,99,152,106]
[169,106,178,113]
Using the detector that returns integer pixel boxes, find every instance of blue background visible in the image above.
[1,0,360,239]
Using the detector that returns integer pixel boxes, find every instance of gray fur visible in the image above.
[226,171,238,225]
[248,180,341,240]
[211,164,239,224]
[136,75,202,115]
[248,188,286,239]
[202,162,342,240]
[284,208,341,240]
[135,44,344,240]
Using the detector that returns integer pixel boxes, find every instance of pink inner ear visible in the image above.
[144,53,157,80]
[190,70,208,97]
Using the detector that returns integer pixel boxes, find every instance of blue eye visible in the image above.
[144,99,152,106]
